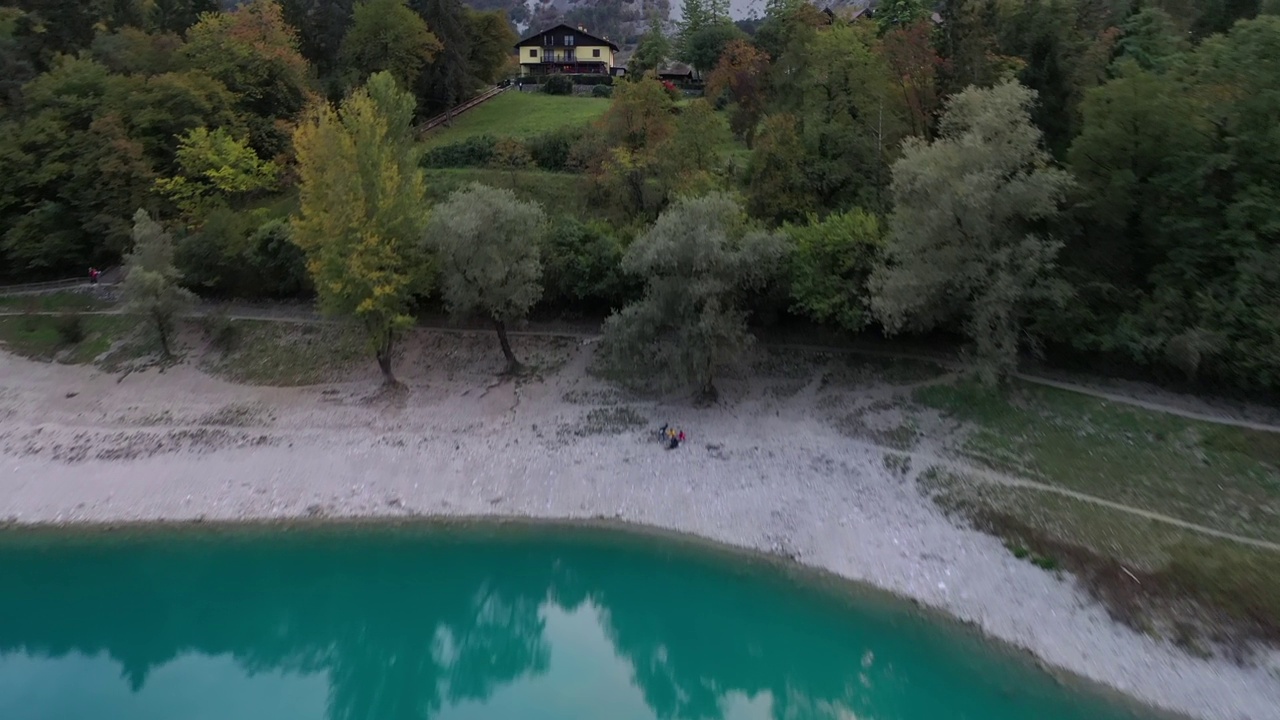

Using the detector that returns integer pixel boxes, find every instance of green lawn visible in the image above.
[423,167,602,220]
[0,314,136,364]
[420,91,610,149]
[0,291,112,312]
[914,380,1280,544]
[918,467,1280,650]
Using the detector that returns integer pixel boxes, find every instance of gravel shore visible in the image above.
[1,335,1277,720]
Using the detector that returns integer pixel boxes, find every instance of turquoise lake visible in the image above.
[0,524,1165,720]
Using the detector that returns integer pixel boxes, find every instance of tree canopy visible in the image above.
[290,71,431,383]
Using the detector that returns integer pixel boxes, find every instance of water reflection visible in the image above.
[0,527,1155,720]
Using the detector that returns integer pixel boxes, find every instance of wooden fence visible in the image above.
[413,85,508,137]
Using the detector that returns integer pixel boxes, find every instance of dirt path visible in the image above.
[4,306,1280,433]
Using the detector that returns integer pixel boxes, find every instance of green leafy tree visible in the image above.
[427,183,546,372]
[629,15,670,76]
[180,0,314,159]
[871,80,1074,383]
[539,217,635,312]
[122,209,197,357]
[156,126,281,220]
[463,9,517,85]
[600,192,787,400]
[339,0,443,92]
[772,22,906,214]
[677,0,730,64]
[290,71,432,384]
[876,0,928,35]
[662,98,731,195]
[683,20,744,74]
[744,113,813,224]
[786,209,883,332]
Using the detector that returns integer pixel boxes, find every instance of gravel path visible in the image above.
[1,338,1278,720]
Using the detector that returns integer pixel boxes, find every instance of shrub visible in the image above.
[543,74,573,95]
[421,134,498,168]
[592,84,613,98]
[176,210,311,300]
[539,217,638,313]
[53,314,85,345]
[200,309,239,353]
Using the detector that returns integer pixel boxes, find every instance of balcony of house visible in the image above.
[520,50,609,75]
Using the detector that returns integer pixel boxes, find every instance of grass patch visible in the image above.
[0,291,112,312]
[914,379,1280,544]
[201,320,367,386]
[559,406,647,438]
[419,92,609,149]
[822,353,949,388]
[918,468,1280,655]
[423,168,600,220]
[833,402,920,451]
[0,314,136,364]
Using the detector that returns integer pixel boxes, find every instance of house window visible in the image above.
[592,49,600,57]
[529,49,538,58]
[565,35,574,46]
[544,34,553,46]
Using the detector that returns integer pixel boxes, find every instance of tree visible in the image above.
[180,0,314,159]
[427,183,545,372]
[786,209,884,332]
[772,22,905,213]
[290,71,432,384]
[744,113,812,224]
[156,126,281,220]
[463,9,517,86]
[876,0,929,34]
[870,80,1074,383]
[683,20,744,74]
[879,19,945,139]
[600,193,787,401]
[595,76,678,216]
[662,98,731,194]
[629,15,670,76]
[339,0,443,92]
[121,209,196,357]
[677,0,730,64]
[706,39,770,144]
[489,137,532,188]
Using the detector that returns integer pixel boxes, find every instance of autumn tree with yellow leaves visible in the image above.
[290,71,431,384]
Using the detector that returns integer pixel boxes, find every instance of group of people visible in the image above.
[659,424,686,450]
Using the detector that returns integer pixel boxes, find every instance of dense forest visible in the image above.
[0,0,1276,397]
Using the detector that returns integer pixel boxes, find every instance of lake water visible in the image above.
[0,524,1163,720]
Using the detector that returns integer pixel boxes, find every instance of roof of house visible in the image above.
[657,62,694,77]
[514,23,620,52]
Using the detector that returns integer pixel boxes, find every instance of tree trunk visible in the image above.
[376,336,396,385]
[155,313,171,358]
[494,319,521,373]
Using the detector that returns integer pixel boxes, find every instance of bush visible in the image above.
[539,217,638,313]
[176,209,311,300]
[592,84,613,98]
[524,126,595,172]
[421,134,498,168]
[53,314,85,345]
[543,74,573,95]
[199,309,239,353]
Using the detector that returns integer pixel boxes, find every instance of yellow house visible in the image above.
[514,23,619,77]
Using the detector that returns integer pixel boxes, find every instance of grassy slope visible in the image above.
[914,380,1280,543]
[419,91,610,149]
[423,167,604,221]
[912,380,1280,649]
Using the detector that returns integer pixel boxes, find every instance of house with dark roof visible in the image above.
[514,23,620,77]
